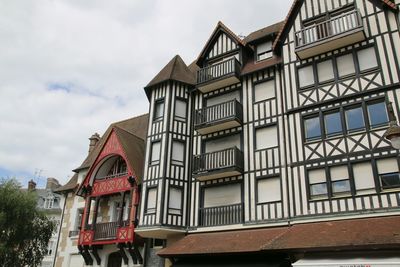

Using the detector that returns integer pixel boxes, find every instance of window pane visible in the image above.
[151,142,161,164]
[172,141,184,164]
[169,187,182,213]
[147,188,157,212]
[205,134,240,153]
[175,99,186,118]
[154,101,164,120]
[377,158,398,174]
[345,107,365,132]
[257,41,272,61]
[337,53,355,77]
[308,169,326,184]
[305,117,321,140]
[330,165,349,181]
[310,183,327,196]
[203,183,241,207]
[207,90,240,106]
[324,112,342,136]
[256,126,278,150]
[317,60,334,83]
[298,65,315,88]
[332,180,351,194]
[367,102,388,127]
[380,173,400,189]
[254,80,275,102]
[353,162,375,191]
[358,47,378,71]
[257,177,281,203]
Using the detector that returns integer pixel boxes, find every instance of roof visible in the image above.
[243,21,284,44]
[241,56,282,76]
[273,0,398,52]
[53,173,78,193]
[145,55,196,98]
[73,113,149,172]
[158,215,400,257]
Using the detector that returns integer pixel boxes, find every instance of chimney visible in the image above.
[89,133,100,154]
[28,179,36,191]
[46,177,60,190]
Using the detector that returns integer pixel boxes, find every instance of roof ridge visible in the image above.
[113,125,145,141]
[111,113,149,127]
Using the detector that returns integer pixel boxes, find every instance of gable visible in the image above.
[206,32,239,60]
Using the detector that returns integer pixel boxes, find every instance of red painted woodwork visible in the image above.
[91,175,131,197]
[79,230,94,245]
[117,226,135,242]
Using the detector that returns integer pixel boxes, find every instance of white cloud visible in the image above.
[0,0,292,186]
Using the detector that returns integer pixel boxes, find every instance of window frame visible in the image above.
[174,97,187,121]
[256,176,282,204]
[145,186,158,214]
[254,124,279,151]
[366,100,389,129]
[153,99,165,121]
[256,41,273,62]
[253,77,276,103]
[171,139,185,166]
[150,140,162,166]
[304,115,322,141]
[168,186,184,215]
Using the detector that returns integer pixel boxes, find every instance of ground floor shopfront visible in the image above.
[158,215,400,267]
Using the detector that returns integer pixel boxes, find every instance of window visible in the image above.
[168,187,182,215]
[75,209,84,231]
[205,134,240,153]
[324,111,342,136]
[175,99,186,119]
[257,177,281,203]
[154,100,164,121]
[44,197,54,209]
[150,141,161,165]
[330,165,350,195]
[255,126,278,150]
[367,102,389,128]
[336,53,355,77]
[377,158,400,189]
[345,106,365,132]
[305,116,321,141]
[298,65,315,88]
[353,162,375,192]
[317,59,334,83]
[207,90,240,106]
[203,183,241,207]
[256,41,272,61]
[308,169,327,198]
[357,47,378,72]
[254,80,275,102]
[172,141,185,165]
[47,240,54,256]
[146,188,157,214]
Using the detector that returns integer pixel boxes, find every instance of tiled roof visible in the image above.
[243,21,285,44]
[241,56,282,75]
[158,216,400,257]
[145,55,196,97]
[53,173,78,193]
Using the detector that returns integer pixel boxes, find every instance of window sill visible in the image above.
[381,187,400,193]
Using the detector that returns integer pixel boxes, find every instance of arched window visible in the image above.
[95,155,128,180]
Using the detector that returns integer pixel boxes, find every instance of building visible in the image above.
[136,0,400,266]
[26,178,64,267]
[54,114,164,267]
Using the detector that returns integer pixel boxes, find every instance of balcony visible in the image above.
[197,58,241,93]
[295,9,365,59]
[199,203,243,227]
[194,100,243,135]
[193,147,244,181]
[87,220,129,240]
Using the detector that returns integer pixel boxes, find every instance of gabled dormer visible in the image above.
[195,22,244,93]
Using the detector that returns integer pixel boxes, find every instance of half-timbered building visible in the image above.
[138,0,400,266]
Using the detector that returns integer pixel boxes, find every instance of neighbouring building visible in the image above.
[26,178,64,267]
[137,0,400,266]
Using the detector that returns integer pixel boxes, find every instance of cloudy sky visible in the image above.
[0,0,292,188]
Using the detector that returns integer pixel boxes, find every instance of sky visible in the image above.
[0,0,292,188]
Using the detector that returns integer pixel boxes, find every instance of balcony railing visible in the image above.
[295,10,364,58]
[194,100,243,134]
[193,147,244,180]
[95,171,128,180]
[199,203,243,226]
[196,58,241,93]
[87,220,129,240]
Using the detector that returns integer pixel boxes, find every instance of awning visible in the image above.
[293,254,400,267]
[158,216,400,257]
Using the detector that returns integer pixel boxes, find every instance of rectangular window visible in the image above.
[357,47,378,72]
[298,65,315,88]
[255,126,278,150]
[150,141,161,165]
[75,209,84,231]
[353,162,375,192]
[304,116,322,141]
[324,111,342,136]
[345,106,365,132]
[330,165,350,195]
[308,169,327,198]
[168,187,182,215]
[257,41,272,61]
[336,53,355,77]
[317,59,334,83]
[207,90,240,106]
[377,158,400,189]
[205,134,240,153]
[146,188,157,214]
[257,177,281,203]
[203,183,241,208]
[367,102,389,128]
[154,100,164,121]
[254,80,275,102]
[175,99,186,119]
[172,141,185,165]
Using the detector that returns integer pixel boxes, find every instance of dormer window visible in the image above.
[44,196,54,209]
[256,41,272,61]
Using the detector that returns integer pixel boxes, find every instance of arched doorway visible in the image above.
[107,251,122,267]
